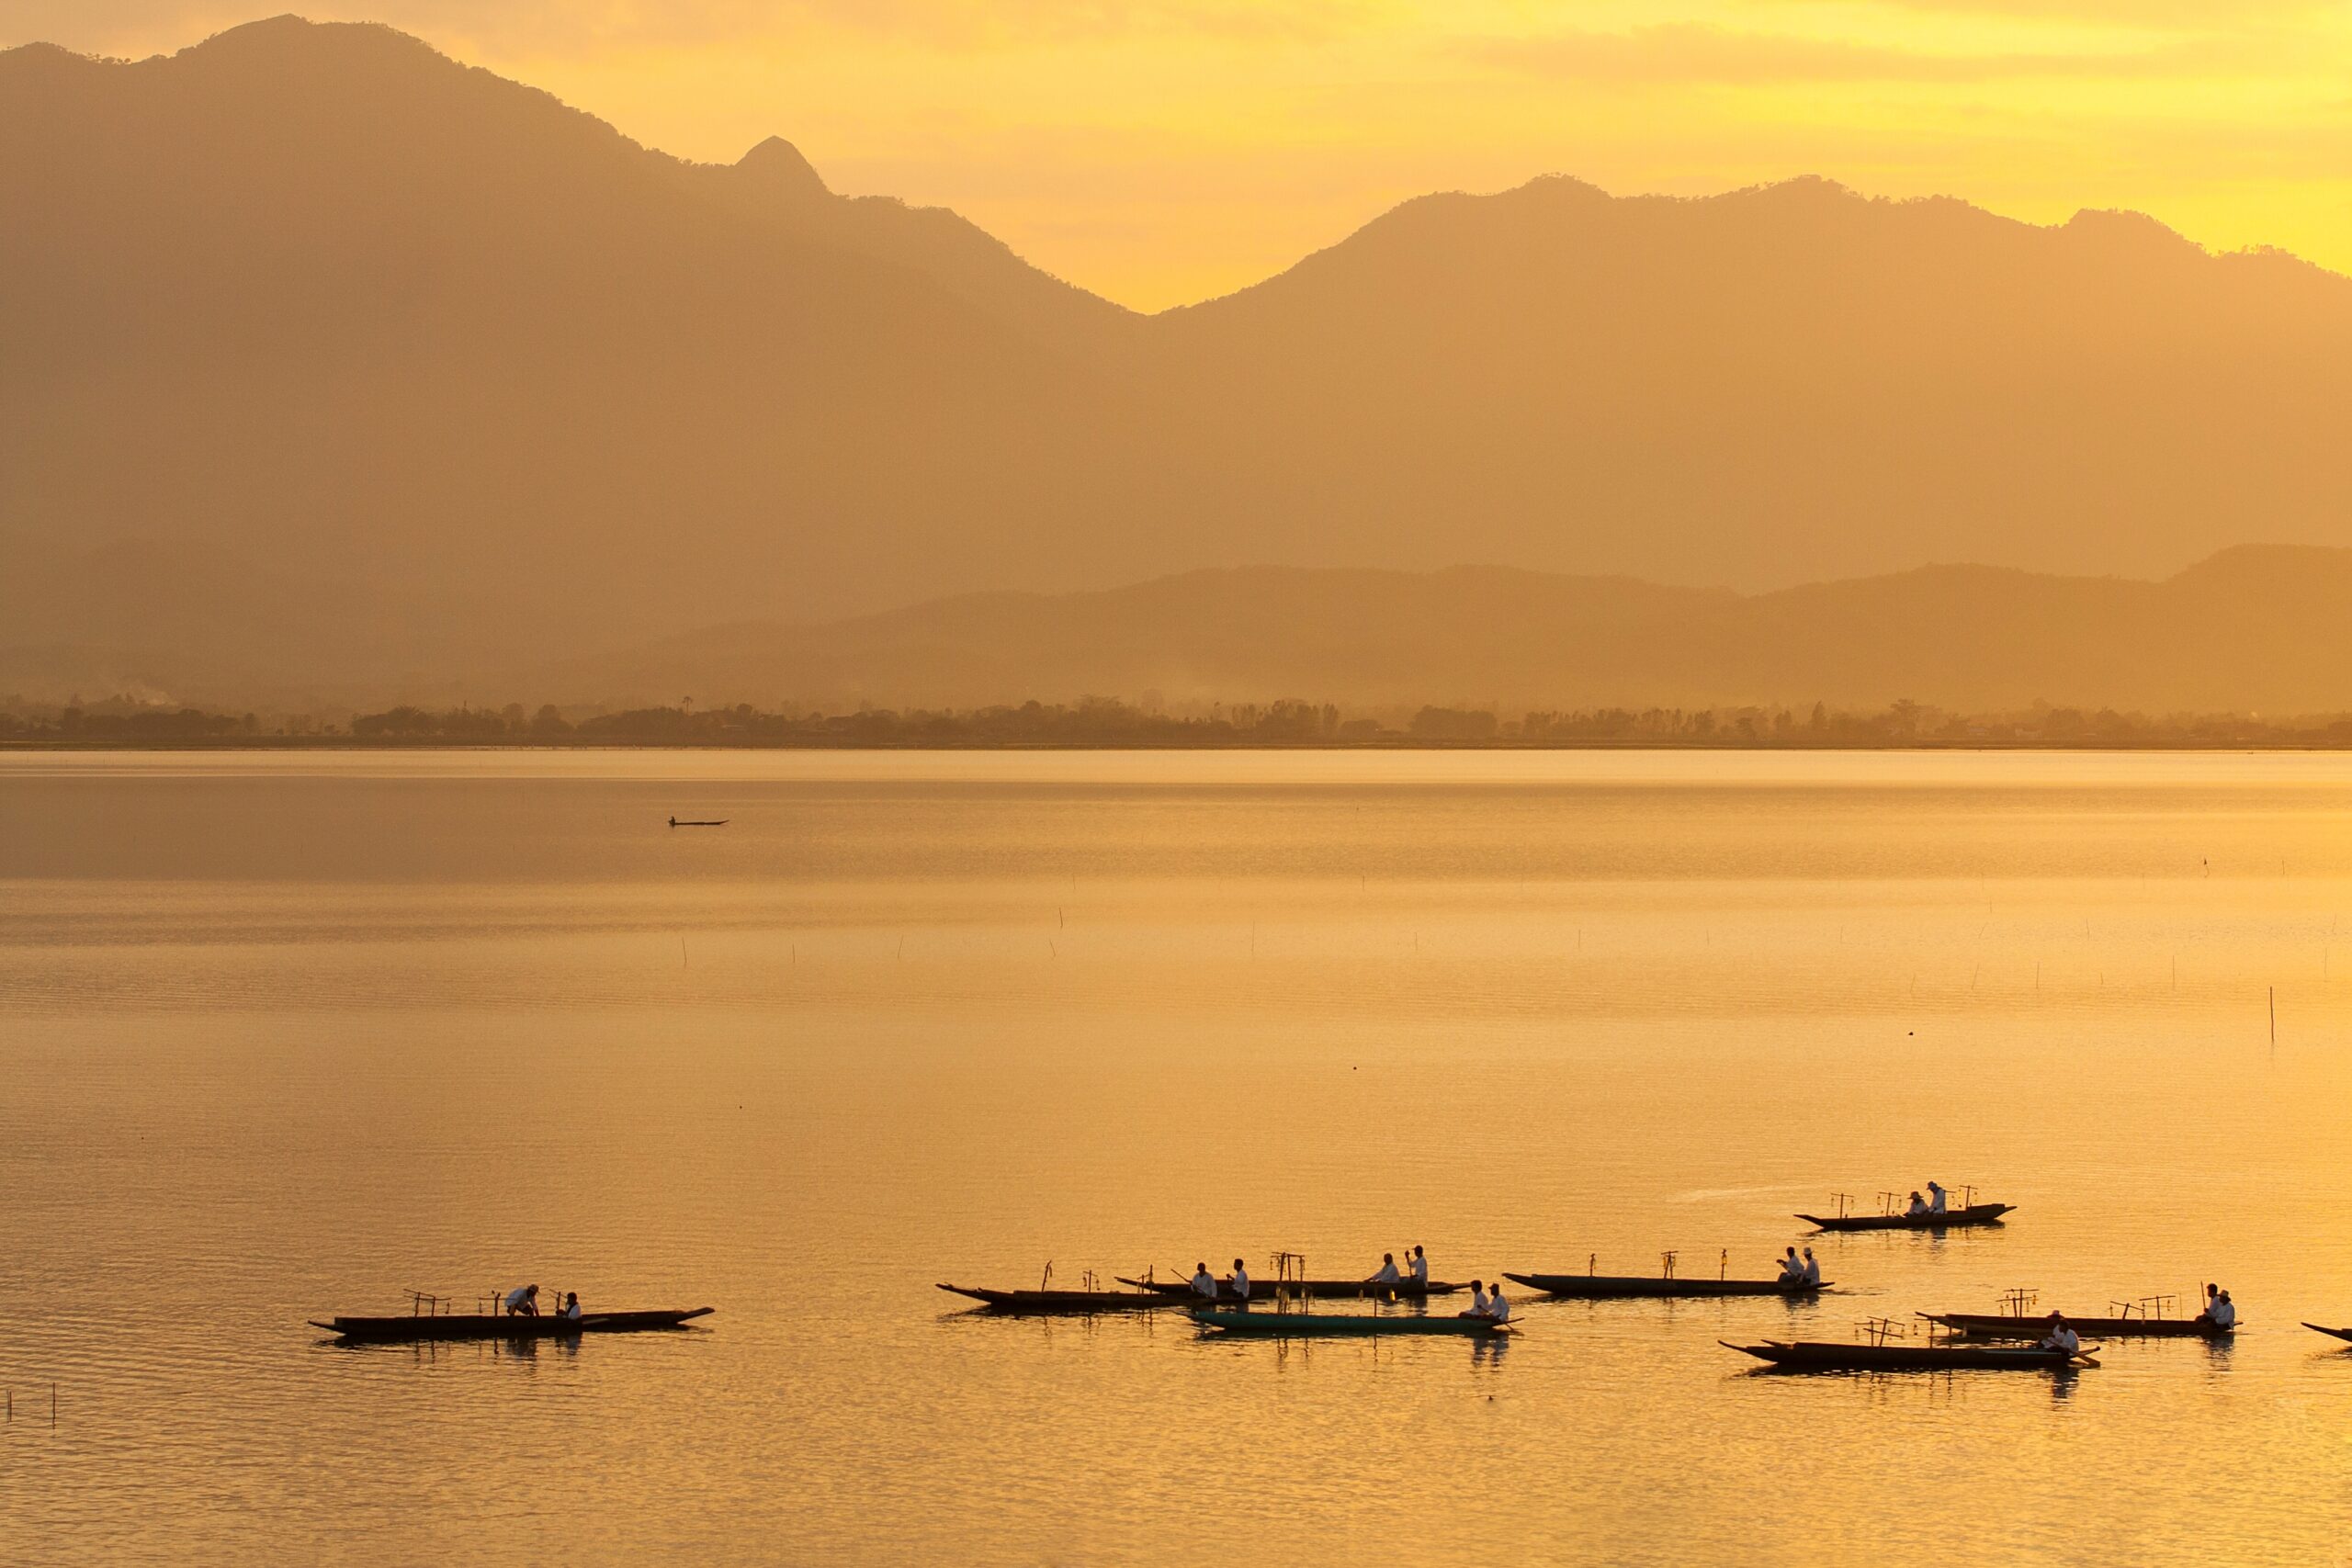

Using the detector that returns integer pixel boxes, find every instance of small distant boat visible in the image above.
[937,1284,1180,1313]
[1925,1311,2229,1340]
[1118,1276,1463,1302]
[312,1307,713,1343]
[1725,1338,2092,1371]
[2303,1323,2352,1344]
[1507,1271,1827,1299]
[667,817,729,828]
[1190,1308,1511,1338]
[1798,1202,2014,1232]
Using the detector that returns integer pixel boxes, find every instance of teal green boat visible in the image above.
[1189,1308,1512,1337]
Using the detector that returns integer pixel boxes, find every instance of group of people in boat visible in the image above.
[500,1283,582,1320]
[1904,1180,1952,1219]
[1775,1247,1823,1287]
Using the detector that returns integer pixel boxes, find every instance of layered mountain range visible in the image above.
[6,17,2352,712]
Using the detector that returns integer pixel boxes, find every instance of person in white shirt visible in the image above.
[560,1292,582,1321]
[503,1283,540,1317]
[1189,1263,1218,1301]
[2202,1286,2236,1330]
[2039,1313,2080,1356]
[1484,1282,1511,1325]
[1367,1253,1402,1288]
[1904,1190,1929,1219]
[1464,1280,1489,1318]
[1798,1248,1821,1288]
[1408,1247,1430,1287]
[1926,1180,1948,1215]
[1227,1259,1251,1305]
[1776,1247,1803,1283]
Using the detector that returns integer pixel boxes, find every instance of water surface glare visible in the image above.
[4,749,2350,1564]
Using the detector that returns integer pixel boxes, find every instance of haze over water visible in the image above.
[5,749,2350,1564]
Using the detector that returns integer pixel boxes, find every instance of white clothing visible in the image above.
[562,1300,582,1320]
[1190,1270,1218,1299]
[1927,1183,1948,1215]
[503,1285,536,1312]
[1229,1267,1250,1301]
[1408,1254,1430,1285]
[1370,1260,1401,1285]
[1778,1253,1803,1282]
[2208,1296,2236,1329]
[2042,1325,2080,1355]
[1905,1196,1929,1218]
[1799,1255,1821,1287]
[1467,1283,1489,1315]
[1485,1288,1511,1324]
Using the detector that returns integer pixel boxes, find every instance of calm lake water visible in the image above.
[5,749,2351,1564]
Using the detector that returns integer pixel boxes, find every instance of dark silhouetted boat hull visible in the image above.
[1726,1338,2088,1371]
[2303,1323,2352,1343]
[313,1307,713,1343]
[1927,1311,2228,1339]
[1507,1271,1826,1299]
[1191,1308,1510,1337]
[938,1284,1180,1313]
[1798,1203,2014,1232]
[1118,1277,1462,1302]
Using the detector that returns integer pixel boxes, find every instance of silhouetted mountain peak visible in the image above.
[736,134,829,201]
[184,14,440,67]
[2062,206,2199,255]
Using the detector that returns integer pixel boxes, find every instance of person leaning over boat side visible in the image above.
[1926,1180,1948,1215]
[1904,1190,1929,1219]
[1798,1247,1821,1288]
[1367,1253,1402,1288]
[1408,1246,1430,1287]
[2039,1312,2080,1357]
[503,1283,541,1317]
[1227,1258,1251,1306]
[1190,1263,1218,1302]
[561,1292,582,1321]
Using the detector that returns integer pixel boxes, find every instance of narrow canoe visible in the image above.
[1797,1203,2014,1232]
[312,1307,713,1343]
[937,1284,1181,1313]
[1191,1308,1510,1337]
[2303,1323,2352,1343]
[1725,1338,2091,1371]
[1118,1277,1463,1301]
[1506,1271,1827,1299]
[1925,1311,2229,1340]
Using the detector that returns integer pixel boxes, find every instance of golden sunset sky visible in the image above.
[11,1,2352,310]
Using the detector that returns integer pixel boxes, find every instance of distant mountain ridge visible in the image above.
[7,17,2352,702]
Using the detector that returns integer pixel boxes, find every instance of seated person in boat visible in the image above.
[1904,1190,1930,1219]
[1462,1280,1489,1318]
[1776,1247,1804,1283]
[503,1283,541,1317]
[561,1292,582,1321]
[1367,1253,1403,1288]
[1408,1246,1430,1287]
[2199,1286,2236,1329]
[1483,1281,1511,1324]
[1798,1247,1821,1288]
[1227,1258,1250,1304]
[1926,1180,1948,1215]
[1189,1263,1218,1301]
[2039,1312,2080,1355]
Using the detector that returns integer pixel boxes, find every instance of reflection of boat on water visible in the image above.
[1725,1338,2092,1371]
[1118,1276,1462,1301]
[1191,1308,1511,1338]
[667,817,729,827]
[937,1283,1178,1314]
[312,1307,714,1343]
[1506,1271,1826,1299]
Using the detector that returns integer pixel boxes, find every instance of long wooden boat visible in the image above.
[1725,1338,2092,1371]
[1506,1271,1826,1299]
[2303,1323,2352,1343]
[1925,1311,2229,1340]
[937,1283,1181,1313]
[1190,1308,1511,1337]
[1118,1276,1463,1302]
[1798,1202,2014,1232]
[312,1307,713,1343]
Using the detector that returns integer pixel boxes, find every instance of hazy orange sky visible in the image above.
[11,2,2352,310]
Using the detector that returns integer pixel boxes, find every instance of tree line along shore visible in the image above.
[10,695,2352,749]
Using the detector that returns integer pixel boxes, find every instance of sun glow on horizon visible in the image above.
[11,1,2352,310]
